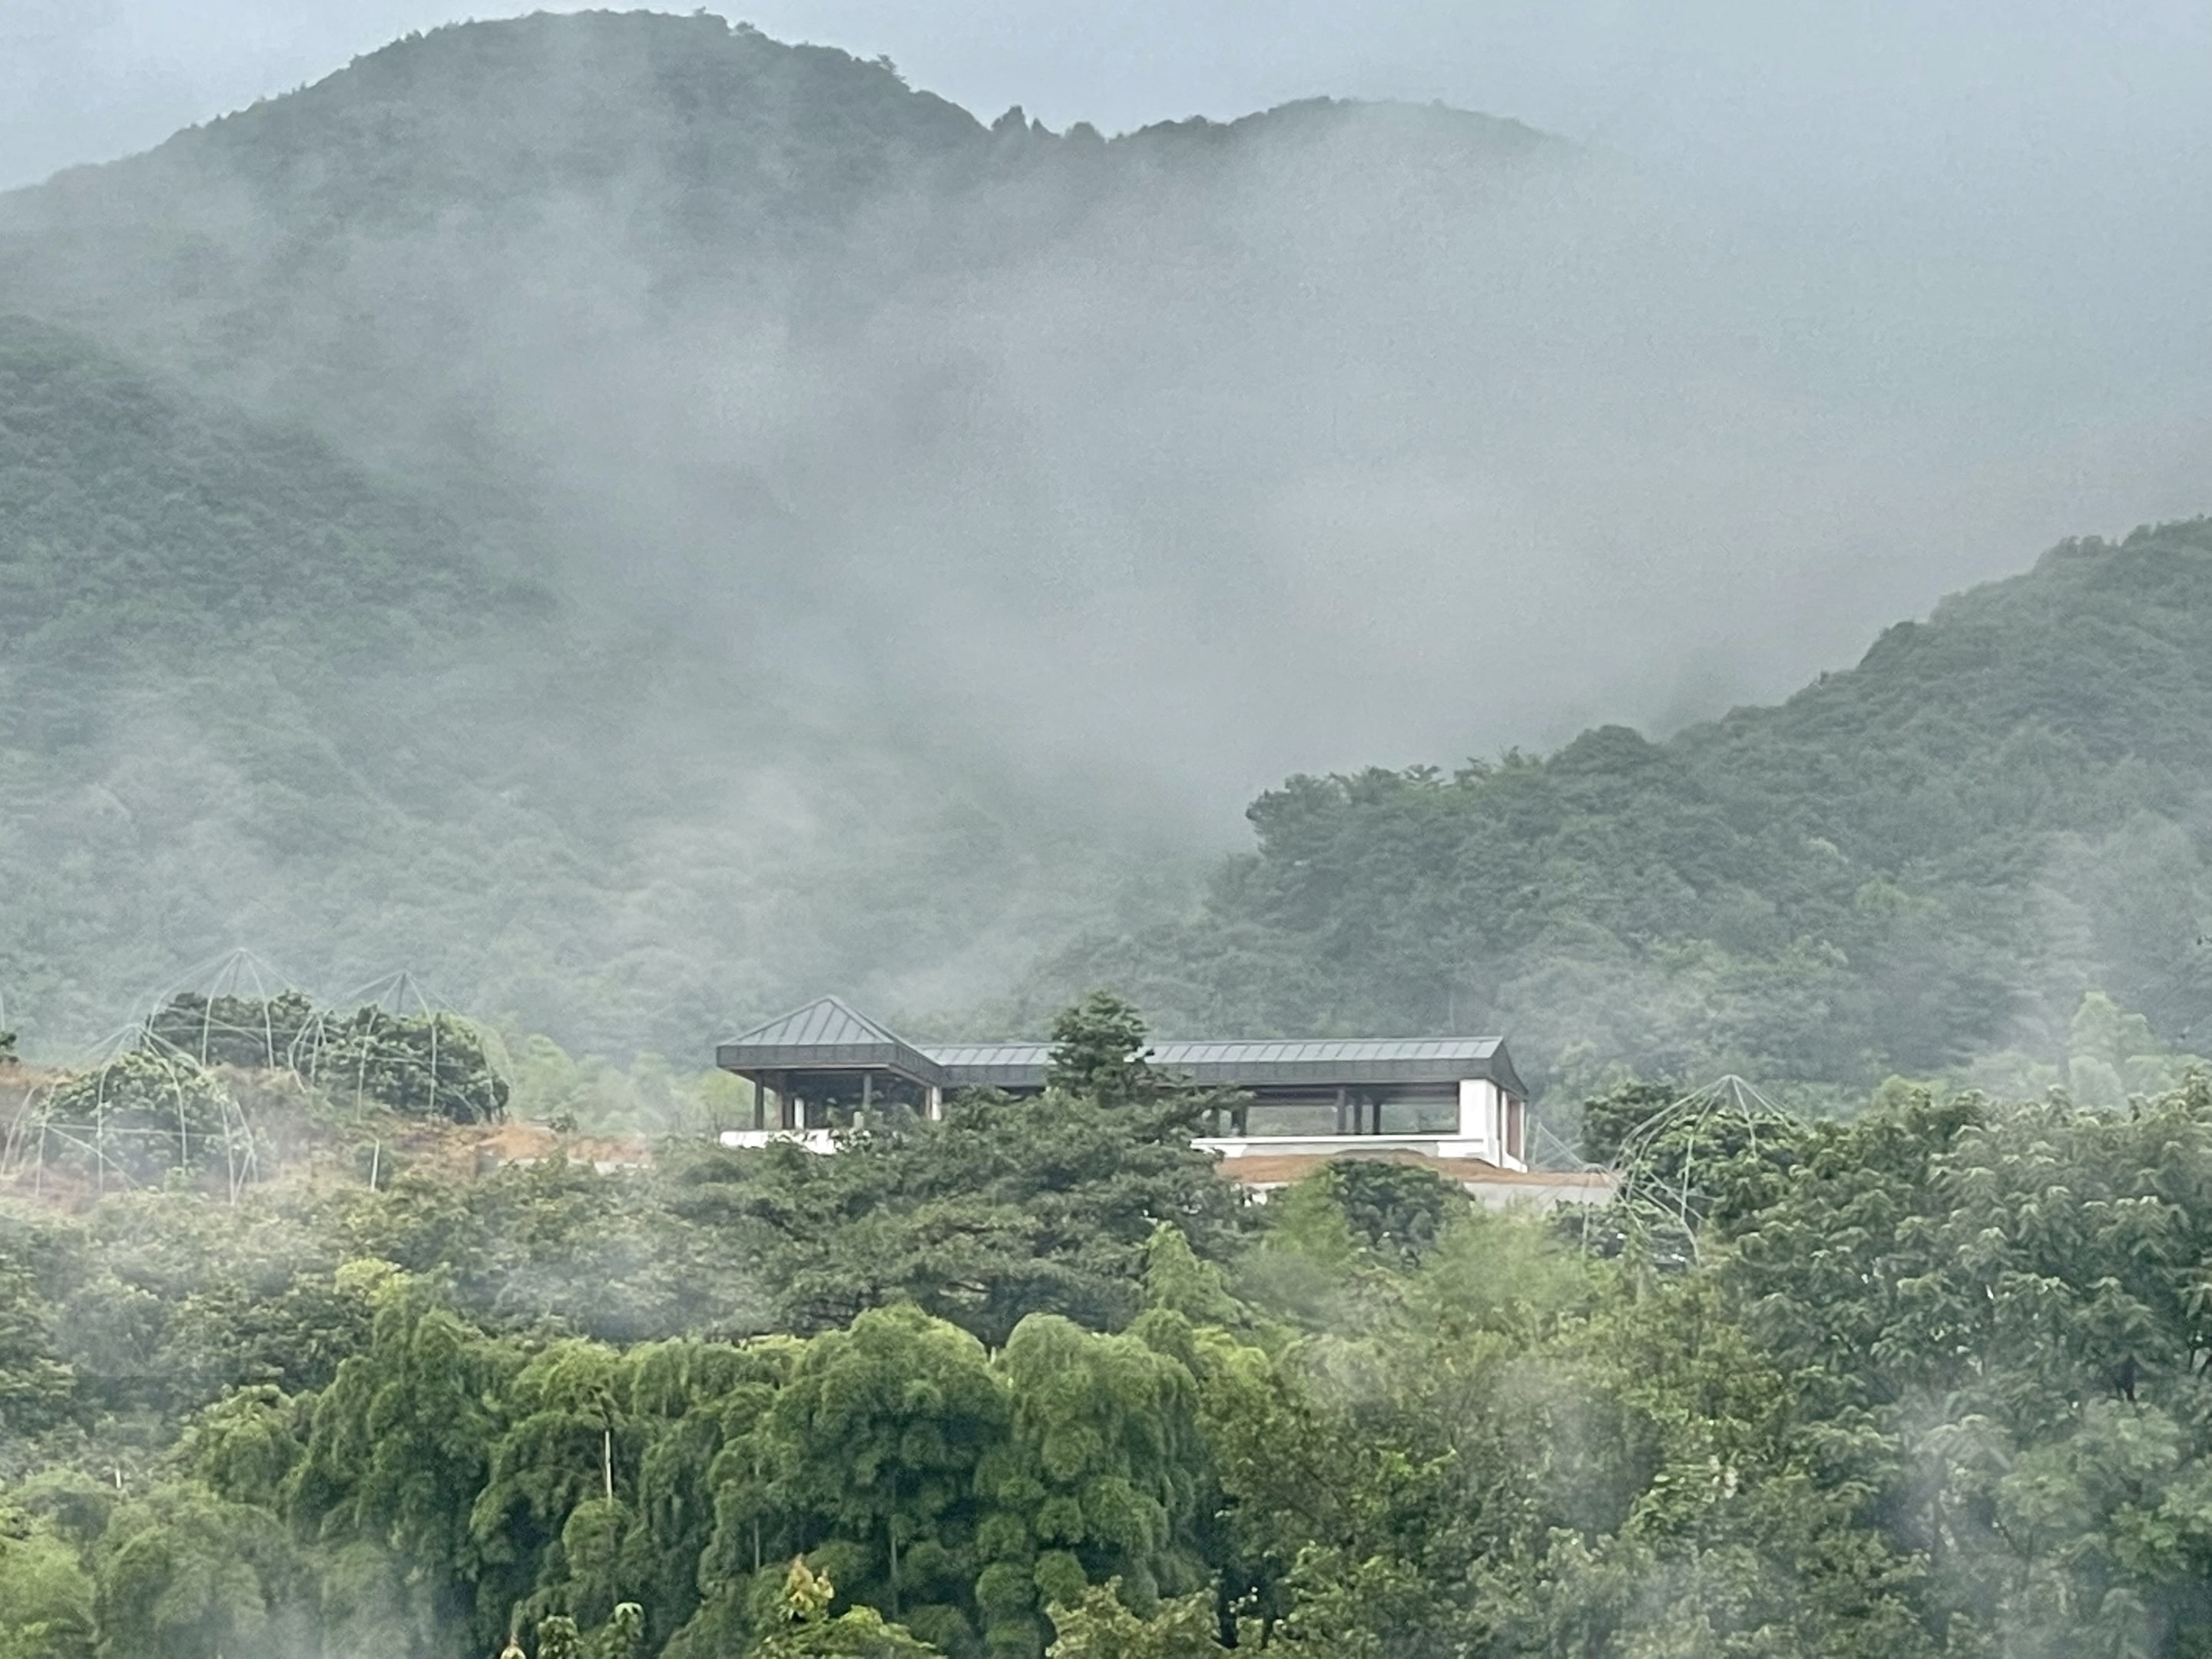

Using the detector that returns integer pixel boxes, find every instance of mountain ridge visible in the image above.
[1034,518,2212,1098]
[2,11,2204,1096]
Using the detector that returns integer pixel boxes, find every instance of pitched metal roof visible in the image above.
[728,995,904,1048]
[921,1035,1521,1095]
[717,996,948,1087]
[924,1043,1053,1089]
[718,1001,1526,1100]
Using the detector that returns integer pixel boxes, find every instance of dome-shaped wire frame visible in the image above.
[0,952,303,1200]
[288,971,507,1124]
[0,952,507,1199]
[1580,1075,1790,1266]
[2,1043,262,1204]
[134,949,319,1071]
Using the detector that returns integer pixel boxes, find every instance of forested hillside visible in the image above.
[2,8,2207,1097]
[1046,521,2212,1099]
[0,12,1571,1059]
[12,10,2212,1658]
[0,313,1168,1058]
[9,1002,2212,1657]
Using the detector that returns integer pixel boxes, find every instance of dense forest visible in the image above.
[12,278,2210,1099]
[12,10,2189,1083]
[1043,520,2212,1103]
[0,310,1165,1061]
[0,12,1568,1060]
[12,247,2212,1101]
[8,10,2212,1658]
[8,1001,2212,1658]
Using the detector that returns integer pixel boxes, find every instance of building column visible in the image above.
[926,1085,943,1122]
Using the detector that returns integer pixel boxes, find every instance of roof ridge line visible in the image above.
[919,1035,1504,1049]
[727,994,915,1048]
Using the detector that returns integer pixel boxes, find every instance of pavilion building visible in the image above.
[713,997,1556,1189]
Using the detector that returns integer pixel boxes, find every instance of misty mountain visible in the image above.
[0,312,1172,1056]
[1,10,2207,1076]
[12,10,2186,792]
[0,10,1583,1055]
[1045,520,2212,1098]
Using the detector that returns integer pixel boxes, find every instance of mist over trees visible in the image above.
[1043,522,2212,1101]
[0,310,1174,1058]
[10,1000,2212,1656]
[8,9,2212,1659]
[4,9,2206,1075]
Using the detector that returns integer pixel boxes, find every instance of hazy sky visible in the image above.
[7,0,2210,206]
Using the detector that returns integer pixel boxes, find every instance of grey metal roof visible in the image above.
[921,1035,1523,1098]
[1154,1038,1502,1065]
[717,1000,1526,1100]
[730,996,904,1048]
[927,1043,1052,1068]
[925,1043,1054,1090]
[717,996,949,1087]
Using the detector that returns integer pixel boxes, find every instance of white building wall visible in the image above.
[1450,1078,1528,1171]
[1457,1078,1502,1161]
[720,1128,839,1154]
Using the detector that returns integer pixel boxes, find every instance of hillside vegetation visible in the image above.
[8,1003,2212,1657]
[1,9,2206,1102]
[6,12,2212,1659]
[0,12,1563,1060]
[1048,521,2212,1099]
[0,313,1174,1058]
